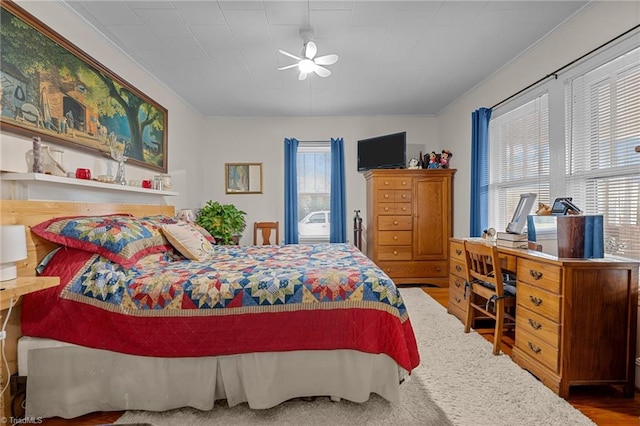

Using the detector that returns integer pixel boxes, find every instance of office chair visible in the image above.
[253,221,279,245]
[463,240,517,355]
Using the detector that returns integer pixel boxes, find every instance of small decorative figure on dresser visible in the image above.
[32,136,43,173]
[418,151,424,169]
[407,158,420,169]
[427,151,439,169]
[439,149,452,168]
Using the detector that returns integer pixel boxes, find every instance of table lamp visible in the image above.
[177,209,195,222]
[1,225,28,281]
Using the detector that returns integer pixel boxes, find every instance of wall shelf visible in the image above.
[1,172,178,205]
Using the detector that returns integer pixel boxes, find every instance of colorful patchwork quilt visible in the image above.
[22,243,420,372]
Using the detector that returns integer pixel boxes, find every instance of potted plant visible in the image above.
[196,200,247,245]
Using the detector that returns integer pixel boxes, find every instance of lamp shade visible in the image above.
[177,209,195,222]
[1,225,28,281]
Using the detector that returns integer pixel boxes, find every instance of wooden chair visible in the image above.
[253,221,279,245]
[462,240,516,355]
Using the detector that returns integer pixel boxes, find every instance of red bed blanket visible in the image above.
[22,243,420,372]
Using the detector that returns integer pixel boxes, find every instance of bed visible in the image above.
[1,200,420,419]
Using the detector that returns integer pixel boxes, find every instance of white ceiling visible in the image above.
[62,0,589,117]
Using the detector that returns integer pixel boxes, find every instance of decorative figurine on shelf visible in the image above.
[439,149,452,168]
[427,151,438,169]
[535,203,552,215]
[110,141,127,185]
[408,158,420,169]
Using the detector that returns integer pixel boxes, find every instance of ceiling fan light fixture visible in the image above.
[298,59,316,74]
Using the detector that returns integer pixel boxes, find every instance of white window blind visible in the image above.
[488,94,550,232]
[565,46,640,260]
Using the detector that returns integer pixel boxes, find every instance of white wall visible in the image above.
[0,1,205,211]
[438,1,640,237]
[203,116,437,245]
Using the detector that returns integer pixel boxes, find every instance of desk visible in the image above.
[448,238,638,398]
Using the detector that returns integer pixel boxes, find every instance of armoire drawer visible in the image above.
[377,246,412,260]
[378,216,412,230]
[376,177,412,189]
[377,203,411,216]
[377,260,448,278]
[378,189,412,203]
[378,231,412,245]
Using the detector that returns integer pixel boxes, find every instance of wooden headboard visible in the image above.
[0,200,175,278]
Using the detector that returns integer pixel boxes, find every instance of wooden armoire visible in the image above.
[364,169,455,286]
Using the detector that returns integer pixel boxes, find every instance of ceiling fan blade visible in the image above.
[299,71,308,81]
[279,49,301,61]
[278,64,299,71]
[314,66,331,78]
[314,54,338,66]
[304,41,317,59]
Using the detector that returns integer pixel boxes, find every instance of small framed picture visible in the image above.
[225,163,263,194]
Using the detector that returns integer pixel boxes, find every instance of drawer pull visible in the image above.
[528,319,542,330]
[455,249,462,256]
[527,342,542,354]
[401,181,407,186]
[384,194,390,199]
[455,265,462,272]
[401,194,407,199]
[384,206,389,211]
[455,281,462,288]
[393,250,398,256]
[401,206,407,212]
[454,297,461,303]
[528,295,543,306]
[384,181,390,186]
[529,269,543,280]
[393,236,398,240]
[393,220,399,225]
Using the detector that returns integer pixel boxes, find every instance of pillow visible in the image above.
[162,222,214,261]
[31,215,171,268]
[142,215,216,244]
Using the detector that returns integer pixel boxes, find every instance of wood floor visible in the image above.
[38,287,640,426]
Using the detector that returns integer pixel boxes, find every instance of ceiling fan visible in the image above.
[278,29,339,80]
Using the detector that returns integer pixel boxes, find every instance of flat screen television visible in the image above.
[357,131,406,171]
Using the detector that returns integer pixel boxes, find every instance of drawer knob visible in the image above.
[529,269,543,280]
[455,281,461,288]
[393,250,398,255]
[528,295,543,306]
[384,194,390,199]
[401,206,407,212]
[384,181,390,186]
[401,194,407,199]
[393,236,398,240]
[527,342,542,354]
[454,297,461,303]
[528,319,542,330]
[393,220,398,225]
[455,265,462,272]
[401,181,407,186]
[384,206,389,211]
[455,249,462,255]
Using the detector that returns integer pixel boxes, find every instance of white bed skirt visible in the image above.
[21,337,406,419]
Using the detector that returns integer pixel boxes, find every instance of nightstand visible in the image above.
[0,277,59,310]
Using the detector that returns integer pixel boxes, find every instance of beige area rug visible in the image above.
[116,288,594,426]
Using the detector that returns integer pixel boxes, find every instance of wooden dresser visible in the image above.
[364,169,455,286]
[448,237,639,397]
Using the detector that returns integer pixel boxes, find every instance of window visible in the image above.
[565,46,640,260]
[488,40,640,261]
[489,94,550,232]
[297,142,331,242]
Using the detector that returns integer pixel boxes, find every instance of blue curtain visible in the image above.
[284,138,299,244]
[330,137,347,243]
[470,108,492,237]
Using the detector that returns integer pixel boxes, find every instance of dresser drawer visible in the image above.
[377,177,412,190]
[378,231,412,245]
[449,239,465,262]
[377,203,411,215]
[516,306,560,348]
[377,246,412,261]
[517,259,562,293]
[517,282,561,323]
[378,189,412,203]
[449,258,466,277]
[449,274,466,294]
[449,278,466,311]
[515,328,559,373]
[378,260,448,278]
[378,216,412,230]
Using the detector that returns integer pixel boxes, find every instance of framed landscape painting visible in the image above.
[0,1,168,172]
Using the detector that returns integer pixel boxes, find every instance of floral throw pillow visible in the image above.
[31,215,171,268]
[162,222,214,261]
